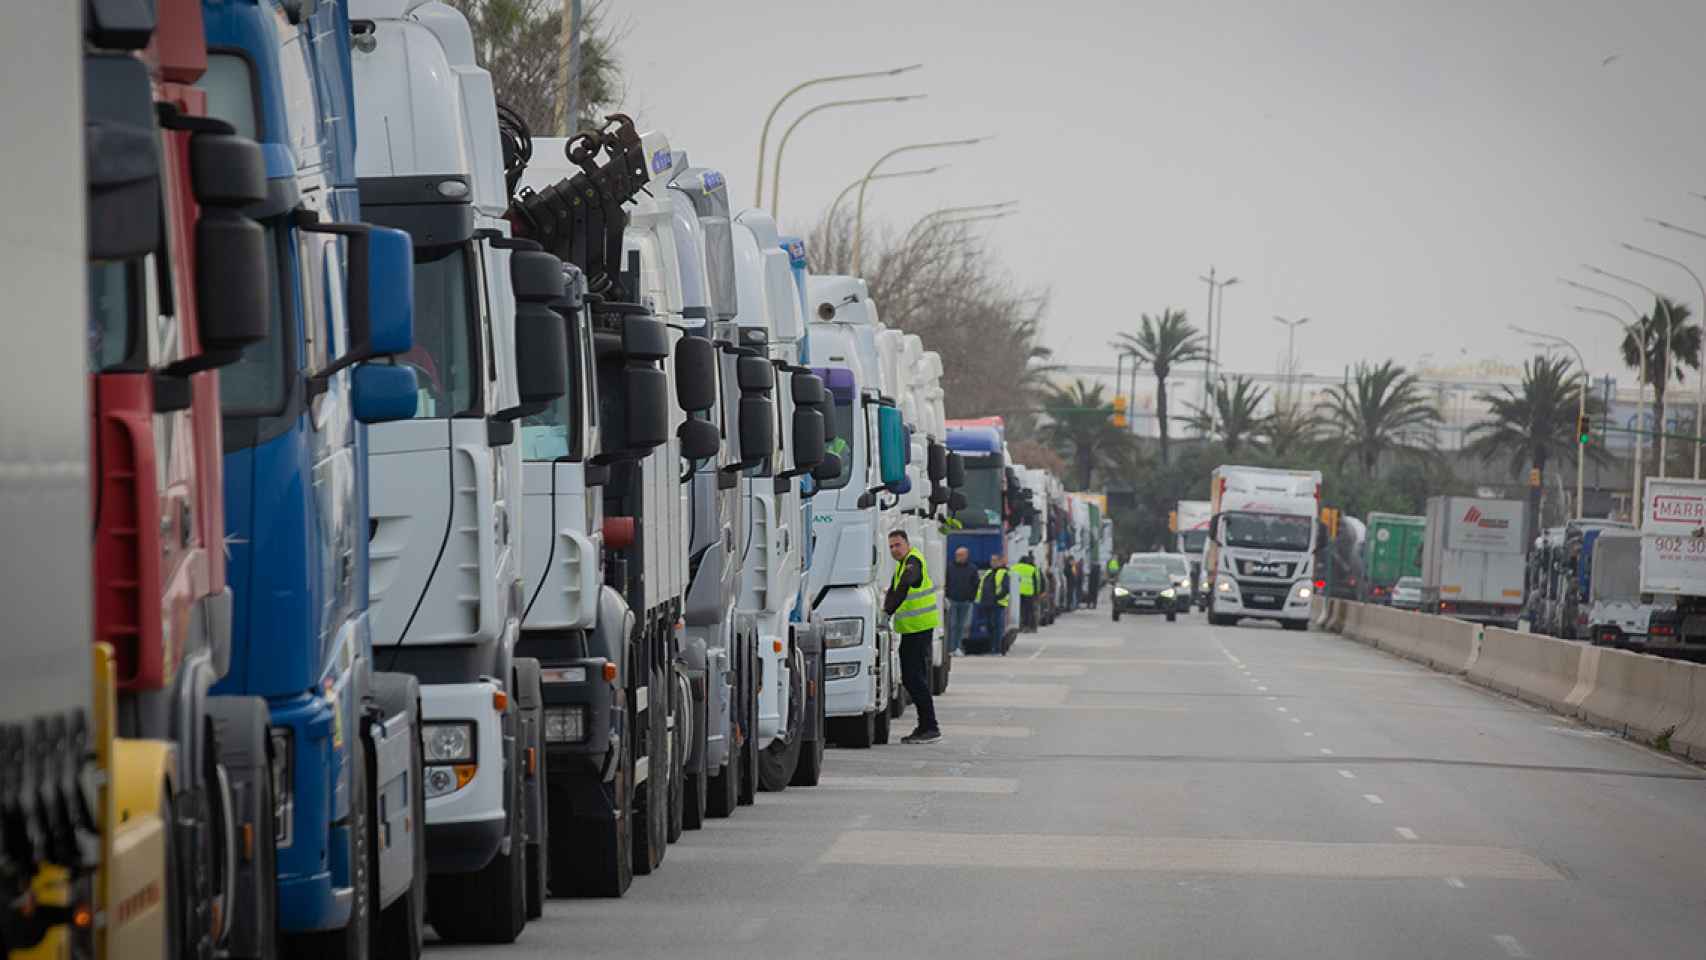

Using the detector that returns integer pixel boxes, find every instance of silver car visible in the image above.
[1390,576,1423,610]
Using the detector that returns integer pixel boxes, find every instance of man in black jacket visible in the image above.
[943,547,977,655]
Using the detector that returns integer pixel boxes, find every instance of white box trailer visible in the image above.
[1421,496,1526,625]
[1637,477,1706,648]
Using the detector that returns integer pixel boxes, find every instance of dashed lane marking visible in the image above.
[1363,794,1385,805]
[1276,707,1289,713]
[1303,732,1315,737]
[1445,876,1466,888]
[818,831,1562,880]
[1493,934,1531,958]
[1337,770,1356,780]
[1027,644,1047,659]
[1395,827,1418,840]
[1320,748,1335,755]
[817,776,1020,795]
[1289,717,1302,724]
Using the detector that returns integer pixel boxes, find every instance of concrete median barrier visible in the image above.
[1677,666,1706,761]
[1575,646,1701,746]
[1468,627,1584,713]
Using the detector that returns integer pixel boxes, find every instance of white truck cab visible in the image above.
[1204,465,1321,629]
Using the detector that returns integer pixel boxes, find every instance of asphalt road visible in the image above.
[432,608,1706,960]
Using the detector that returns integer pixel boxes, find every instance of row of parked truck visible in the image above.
[2,2,1086,958]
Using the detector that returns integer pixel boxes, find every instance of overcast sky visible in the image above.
[616,0,1706,390]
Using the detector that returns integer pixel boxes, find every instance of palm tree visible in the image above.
[1262,399,1322,453]
[1620,296,1701,475]
[1185,376,1271,454]
[1464,354,1605,494]
[1316,360,1441,476]
[1037,379,1130,490]
[1112,309,1207,465]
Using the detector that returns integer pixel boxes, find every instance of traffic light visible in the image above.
[1319,506,1340,540]
[1577,412,1590,446]
[1112,394,1128,429]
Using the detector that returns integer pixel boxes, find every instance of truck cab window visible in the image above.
[403,246,478,418]
[956,463,1003,528]
[818,399,855,489]
[87,260,138,372]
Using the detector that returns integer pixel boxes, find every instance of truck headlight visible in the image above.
[1217,578,1235,593]
[824,662,861,680]
[544,706,588,743]
[422,721,475,763]
[823,618,864,649]
[425,764,477,799]
[1296,585,1313,599]
[1159,588,1176,599]
[269,726,293,848]
[540,666,588,684]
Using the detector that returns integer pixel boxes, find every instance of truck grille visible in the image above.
[1237,559,1296,579]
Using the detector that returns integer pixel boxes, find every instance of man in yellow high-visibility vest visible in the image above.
[885,530,941,743]
[1013,553,1040,633]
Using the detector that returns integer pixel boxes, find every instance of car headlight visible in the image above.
[824,662,860,680]
[1160,588,1175,599]
[544,706,588,744]
[422,721,475,764]
[1217,579,1235,593]
[1113,586,1130,597]
[823,618,864,649]
[269,726,294,848]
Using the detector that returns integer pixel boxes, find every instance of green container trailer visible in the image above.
[1365,512,1426,601]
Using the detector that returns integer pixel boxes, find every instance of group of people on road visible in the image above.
[885,530,1122,745]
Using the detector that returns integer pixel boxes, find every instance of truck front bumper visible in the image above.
[1212,577,1314,621]
[420,682,508,875]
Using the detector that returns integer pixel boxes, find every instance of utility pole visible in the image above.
[558,0,582,134]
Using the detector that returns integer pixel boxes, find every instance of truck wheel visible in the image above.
[373,689,425,960]
[834,712,875,749]
[285,738,371,960]
[1283,619,1307,631]
[790,683,826,787]
[632,664,668,872]
[682,675,708,830]
[873,705,891,745]
[757,735,800,793]
[737,644,759,807]
[207,695,279,960]
[545,698,633,898]
[427,741,526,943]
[666,667,686,842]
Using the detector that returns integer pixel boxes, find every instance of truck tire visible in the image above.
[545,695,633,898]
[758,649,805,792]
[371,679,424,960]
[207,695,279,960]
[427,739,526,943]
[833,712,875,749]
[1282,619,1307,631]
[682,674,708,830]
[511,660,547,921]
[632,663,668,872]
[873,705,891,745]
[789,681,826,787]
[666,666,686,842]
[737,642,759,807]
[284,737,371,960]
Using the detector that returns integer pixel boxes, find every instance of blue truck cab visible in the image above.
[204,0,425,953]
[945,422,1008,567]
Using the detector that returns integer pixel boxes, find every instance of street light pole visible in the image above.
[753,64,922,207]
[1273,315,1310,407]
[1197,270,1238,432]
[1587,264,1673,478]
[852,136,990,276]
[1573,303,1645,520]
[1643,220,1706,478]
[825,166,946,233]
[901,200,1017,247]
[1513,325,1588,519]
[769,94,925,222]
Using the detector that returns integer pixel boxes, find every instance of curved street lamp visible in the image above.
[769,94,925,222]
[1573,302,1646,509]
[1586,263,1676,478]
[901,200,1017,246]
[852,136,992,275]
[753,64,922,207]
[825,166,946,232]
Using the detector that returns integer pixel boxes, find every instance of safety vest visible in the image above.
[1013,562,1038,597]
[977,567,1011,608]
[1107,558,1120,575]
[891,547,941,634]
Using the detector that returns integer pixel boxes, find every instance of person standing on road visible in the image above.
[1088,559,1102,609]
[1066,558,1081,610]
[973,554,1011,654]
[943,546,977,655]
[1014,553,1040,632]
[885,530,942,744]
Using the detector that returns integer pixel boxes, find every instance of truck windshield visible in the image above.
[87,261,137,372]
[1179,529,1208,554]
[955,463,1003,528]
[1223,512,1313,551]
[400,246,478,418]
[818,400,854,489]
[1119,564,1171,586]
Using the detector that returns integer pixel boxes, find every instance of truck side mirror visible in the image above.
[624,366,669,449]
[928,442,947,485]
[811,452,842,483]
[678,417,720,461]
[948,491,968,512]
[876,405,906,488]
[507,250,570,413]
[946,452,966,489]
[791,370,825,407]
[790,407,825,471]
[304,221,414,388]
[674,336,717,412]
[351,362,418,424]
[189,129,268,359]
[736,355,775,469]
[84,53,160,261]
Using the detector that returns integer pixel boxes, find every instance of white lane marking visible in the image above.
[1276,707,1289,713]
[1257,685,1270,691]
[1303,731,1315,737]
[1493,934,1531,958]
[1319,748,1334,755]
[817,776,1020,795]
[942,724,1034,739]
[1395,827,1419,841]
[818,831,1562,880]
[1363,794,1385,805]
[1337,770,1356,780]
[1027,644,1048,660]
[1445,876,1466,888]
[1289,717,1301,724]
[1266,696,1279,701]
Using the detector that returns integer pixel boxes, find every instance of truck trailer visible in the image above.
[1420,496,1527,626]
